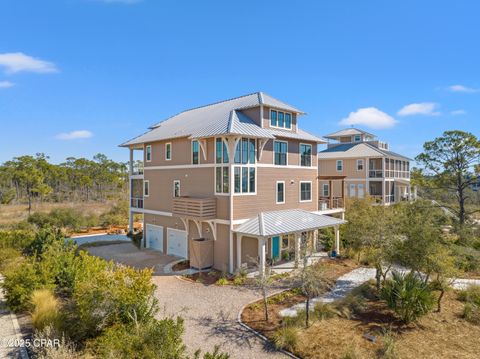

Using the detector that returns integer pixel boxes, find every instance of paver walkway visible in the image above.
[153,276,286,359]
[0,277,28,359]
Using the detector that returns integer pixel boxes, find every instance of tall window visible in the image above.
[300,143,312,167]
[215,138,229,164]
[357,159,364,171]
[215,138,230,194]
[276,181,285,204]
[144,180,149,197]
[274,141,288,166]
[322,183,329,197]
[173,180,180,197]
[270,110,292,129]
[192,140,199,164]
[299,182,312,202]
[165,143,172,160]
[336,160,343,171]
[233,138,256,194]
[145,145,152,162]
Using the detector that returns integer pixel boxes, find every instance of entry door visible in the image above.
[349,184,356,197]
[167,228,188,258]
[358,184,365,198]
[272,236,280,260]
[146,224,163,252]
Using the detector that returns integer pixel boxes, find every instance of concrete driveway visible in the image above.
[153,276,287,359]
[84,242,179,275]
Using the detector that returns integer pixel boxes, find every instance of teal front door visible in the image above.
[272,236,280,259]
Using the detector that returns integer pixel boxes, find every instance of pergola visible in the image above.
[234,209,346,275]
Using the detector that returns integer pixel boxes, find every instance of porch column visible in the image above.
[334,225,340,256]
[128,211,134,235]
[294,233,301,268]
[382,158,386,204]
[313,230,318,254]
[258,237,266,276]
[236,235,242,270]
[329,180,333,209]
[128,147,134,233]
[341,179,345,207]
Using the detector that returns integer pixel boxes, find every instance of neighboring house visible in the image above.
[317,128,414,205]
[120,92,345,274]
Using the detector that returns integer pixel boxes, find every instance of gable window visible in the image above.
[336,160,343,171]
[165,143,172,161]
[357,159,364,171]
[143,180,149,197]
[299,182,312,202]
[145,145,152,162]
[215,138,229,164]
[270,110,292,129]
[276,181,285,204]
[192,140,199,164]
[354,134,361,142]
[274,141,288,166]
[234,138,255,164]
[173,180,180,197]
[300,143,312,167]
[322,183,329,197]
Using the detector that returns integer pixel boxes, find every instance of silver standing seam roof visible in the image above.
[234,209,346,237]
[120,92,324,147]
[324,128,376,139]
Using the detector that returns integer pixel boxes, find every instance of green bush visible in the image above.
[458,284,480,305]
[215,278,229,286]
[31,289,62,331]
[99,202,128,227]
[339,293,367,316]
[28,208,98,232]
[86,318,186,359]
[313,302,337,320]
[0,247,21,271]
[452,245,480,273]
[272,325,299,352]
[463,303,480,325]
[381,271,435,324]
[25,227,65,258]
[0,229,35,250]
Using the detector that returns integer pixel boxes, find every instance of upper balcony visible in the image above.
[172,196,217,220]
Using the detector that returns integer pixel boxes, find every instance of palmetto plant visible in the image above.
[381,271,435,324]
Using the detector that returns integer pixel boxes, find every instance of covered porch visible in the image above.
[234,209,346,275]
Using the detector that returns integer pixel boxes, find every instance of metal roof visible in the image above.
[234,209,345,237]
[324,128,376,139]
[318,142,412,161]
[119,92,323,147]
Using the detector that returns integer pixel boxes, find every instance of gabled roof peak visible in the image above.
[324,128,376,139]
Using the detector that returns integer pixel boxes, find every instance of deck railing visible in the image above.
[172,196,217,219]
[369,170,384,178]
[318,197,344,210]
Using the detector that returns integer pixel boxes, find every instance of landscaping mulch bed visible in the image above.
[182,270,227,285]
[172,260,191,272]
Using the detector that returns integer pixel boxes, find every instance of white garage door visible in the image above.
[146,224,163,252]
[167,228,188,258]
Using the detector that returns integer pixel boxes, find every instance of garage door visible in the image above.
[167,228,188,258]
[146,224,163,252]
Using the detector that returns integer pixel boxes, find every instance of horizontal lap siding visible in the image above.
[144,137,215,166]
[318,158,366,178]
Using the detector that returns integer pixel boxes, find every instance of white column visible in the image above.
[341,211,345,221]
[312,230,318,254]
[334,225,340,256]
[236,235,242,270]
[128,148,134,234]
[258,237,266,276]
[294,233,301,268]
[382,158,386,204]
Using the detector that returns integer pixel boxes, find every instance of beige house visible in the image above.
[121,92,345,274]
[317,128,414,205]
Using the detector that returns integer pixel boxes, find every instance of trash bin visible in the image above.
[190,238,214,269]
[331,250,337,258]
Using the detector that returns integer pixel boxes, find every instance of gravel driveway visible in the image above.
[152,276,286,359]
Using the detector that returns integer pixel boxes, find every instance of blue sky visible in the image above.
[0,0,479,164]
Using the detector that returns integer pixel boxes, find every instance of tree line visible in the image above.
[0,153,128,213]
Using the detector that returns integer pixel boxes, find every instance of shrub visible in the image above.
[34,326,80,359]
[0,229,36,251]
[458,284,480,305]
[272,325,299,352]
[232,276,246,286]
[452,245,480,273]
[463,303,480,325]
[339,293,367,315]
[215,278,229,286]
[99,202,128,227]
[381,271,435,324]
[377,328,397,359]
[313,302,337,320]
[31,289,61,331]
[25,227,65,258]
[0,247,21,271]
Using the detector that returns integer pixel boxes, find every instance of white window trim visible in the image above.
[191,139,200,165]
[214,166,231,195]
[336,160,343,172]
[276,181,285,204]
[270,109,293,130]
[173,179,181,197]
[233,165,257,196]
[299,143,313,167]
[356,159,364,171]
[299,181,313,203]
[165,143,172,161]
[353,134,361,142]
[322,183,329,197]
[145,145,152,162]
[143,180,150,197]
[273,140,289,166]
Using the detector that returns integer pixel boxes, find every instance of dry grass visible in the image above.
[31,289,61,331]
[0,202,114,226]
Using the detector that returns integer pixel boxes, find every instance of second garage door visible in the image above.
[146,224,163,252]
[167,228,188,258]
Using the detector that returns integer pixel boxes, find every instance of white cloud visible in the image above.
[0,52,58,74]
[447,84,478,93]
[339,107,397,129]
[0,81,14,88]
[397,102,440,117]
[56,130,93,140]
[451,109,467,116]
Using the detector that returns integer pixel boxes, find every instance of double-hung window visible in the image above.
[143,180,150,197]
[322,183,329,197]
[192,140,199,164]
[274,141,288,166]
[336,160,343,171]
[357,159,364,171]
[145,145,152,162]
[173,180,180,197]
[300,143,312,167]
[270,110,292,129]
[165,143,172,161]
[215,138,229,194]
[276,181,285,204]
[300,182,312,202]
[234,138,256,194]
